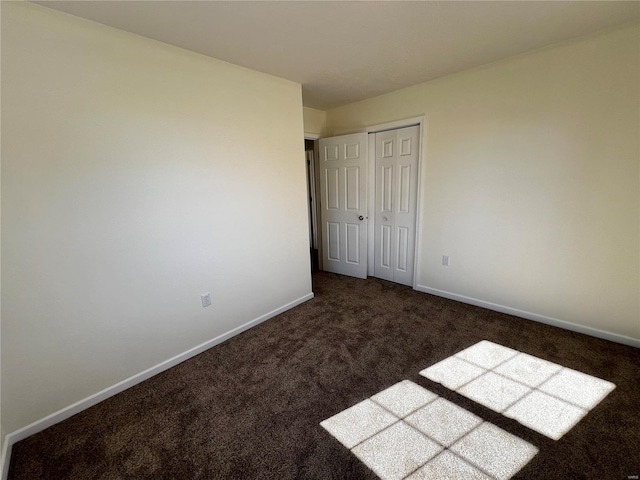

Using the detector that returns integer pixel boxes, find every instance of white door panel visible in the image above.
[325,168,339,209]
[327,222,340,261]
[374,126,419,286]
[374,129,395,282]
[396,226,409,272]
[319,133,368,279]
[346,223,361,264]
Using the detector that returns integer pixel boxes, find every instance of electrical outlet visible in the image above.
[442,255,449,266]
[201,293,211,308]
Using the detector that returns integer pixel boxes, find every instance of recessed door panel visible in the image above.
[381,166,393,213]
[345,166,360,211]
[346,223,360,264]
[327,222,340,261]
[400,137,412,156]
[396,227,409,272]
[325,168,339,210]
[345,143,360,159]
[325,144,339,161]
[381,225,392,269]
[398,165,411,214]
[382,140,393,158]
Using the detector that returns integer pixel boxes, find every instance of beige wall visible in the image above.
[327,24,640,342]
[303,106,327,137]
[1,2,311,434]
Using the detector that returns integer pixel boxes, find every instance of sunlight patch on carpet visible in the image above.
[321,381,538,480]
[371,380,439,418]
[320,399,397,449]
[420,340,615,440]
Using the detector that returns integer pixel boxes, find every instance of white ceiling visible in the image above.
[33,1,639,110]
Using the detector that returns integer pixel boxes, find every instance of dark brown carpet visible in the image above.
[9,272,640,479]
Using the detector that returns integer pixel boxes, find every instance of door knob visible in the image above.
[383,216,388,222]
[358,215,364,221]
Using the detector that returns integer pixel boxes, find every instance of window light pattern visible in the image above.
[321,380,538,480]
[420,340,615,440]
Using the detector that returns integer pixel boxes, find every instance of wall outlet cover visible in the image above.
[201,293,212,307]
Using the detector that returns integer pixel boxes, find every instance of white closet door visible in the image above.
[374,126,419,286]
[319,133,368,279]
[374,130,396,282]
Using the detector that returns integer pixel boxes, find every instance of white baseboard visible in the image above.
[0,441,9,480]
[0,292,314,480]
[415,284,640,349]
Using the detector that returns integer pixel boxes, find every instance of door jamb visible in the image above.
[304,133,322,270]
[367,133,376,277]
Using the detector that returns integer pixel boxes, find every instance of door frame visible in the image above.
[313,115,425,288]
[358,116,425,288]
[304,133,322,270]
